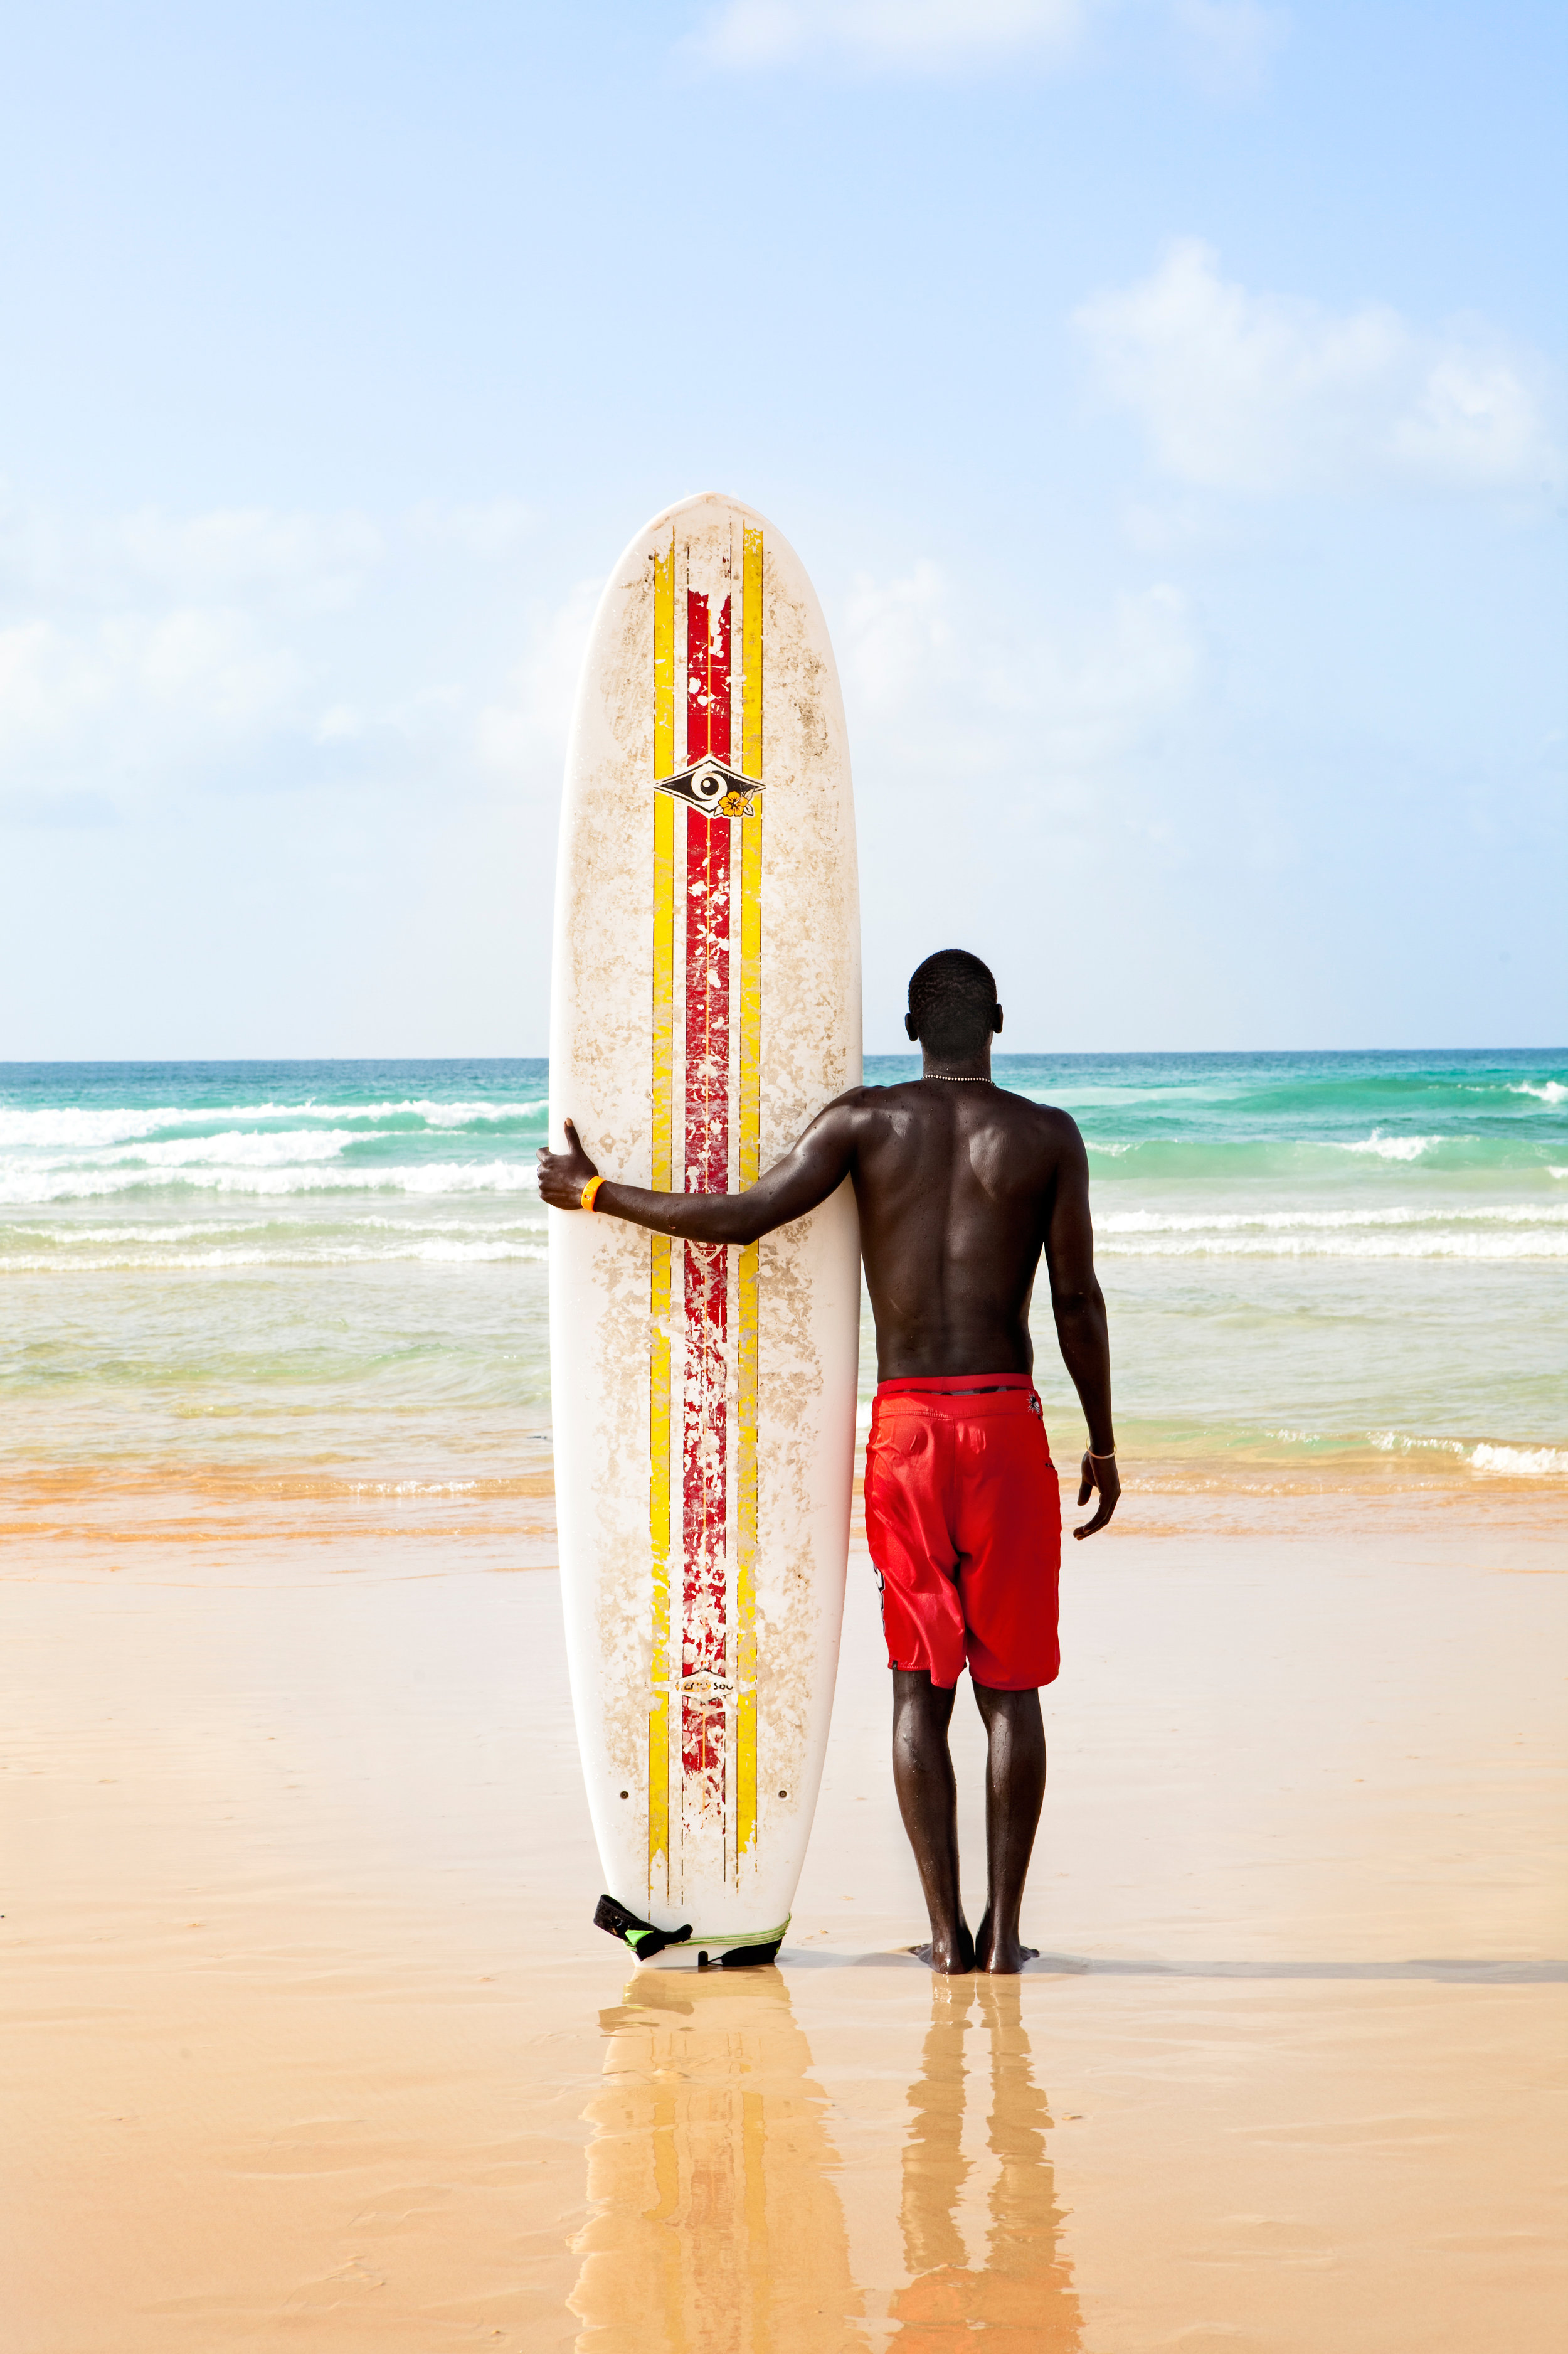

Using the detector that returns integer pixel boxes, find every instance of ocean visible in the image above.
[3,1050,1564,1537]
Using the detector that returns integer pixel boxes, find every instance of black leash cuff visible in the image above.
[593,1892,692,1961]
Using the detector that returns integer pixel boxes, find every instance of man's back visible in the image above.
[827,1080,1087,1380]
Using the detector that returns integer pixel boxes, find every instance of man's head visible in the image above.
[904,949,1003,1062]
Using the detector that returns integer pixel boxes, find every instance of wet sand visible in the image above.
[5,1483,1565,2350]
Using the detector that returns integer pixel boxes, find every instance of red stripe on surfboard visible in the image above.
[681,593,733,1803]
[686,590,731,765]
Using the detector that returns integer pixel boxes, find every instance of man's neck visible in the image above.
[921,1048,992,1083]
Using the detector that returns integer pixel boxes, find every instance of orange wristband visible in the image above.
[580,1174,606,1212]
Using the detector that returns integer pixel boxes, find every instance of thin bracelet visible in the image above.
[1086,1446,1116,1459]
[581,1174,606,1212]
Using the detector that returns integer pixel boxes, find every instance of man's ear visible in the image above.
[993,1003,1004,1036]
[904,1011,919,1041]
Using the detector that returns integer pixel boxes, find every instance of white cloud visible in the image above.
[840,558,1199,824]
[475,579,600,777]
[693,0,1286,78]
[408,499,535,559]
[1170,0,1285,97]
[1075,239,1560,496]
[0,502,372,797]
[0,495,576,826]
[0,606,305,782]
[835,558,1212,1048]
[697,0,1086,69]
[116,507,384,602]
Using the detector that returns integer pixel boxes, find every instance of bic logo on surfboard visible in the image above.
[656,754,758,818]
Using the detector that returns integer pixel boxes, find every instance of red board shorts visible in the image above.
[864,1375,1061,1691]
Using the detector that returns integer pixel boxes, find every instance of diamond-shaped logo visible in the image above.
[655,755,760,816]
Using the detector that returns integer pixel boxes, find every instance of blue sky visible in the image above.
[2,0,1562,1055]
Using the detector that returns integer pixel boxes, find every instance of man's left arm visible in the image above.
[1041,1115,1121,1539]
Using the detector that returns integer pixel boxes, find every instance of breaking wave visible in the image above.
[0,1157,541,1206]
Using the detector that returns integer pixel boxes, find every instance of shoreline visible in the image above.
[6,1451,1562,1565]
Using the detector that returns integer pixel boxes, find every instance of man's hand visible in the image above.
[1074,1451,1120,1540]
[537,1119,599,1209]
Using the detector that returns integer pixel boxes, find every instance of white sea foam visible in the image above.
[1269,1430,1564,1475]
[8,1218,273,1244]
[1470,1443,1568,1478]
[0,1105,187,1149]
[0,1238,550,1272]
[352,1213,543,1233]
[1099,1203,1568,1236]
[102,1128,361,1169]
[1,1213,546,1247]
[1332,1131,1442,1161]
[1369,1431,1467,1456]
[1086,1129,1475,1166]
[1508,1080,1567,1106]
[0,1097,548,1149]
[346,1479,484,1496]
[0,1158,541,1205]
[1099,1228,1568,1260]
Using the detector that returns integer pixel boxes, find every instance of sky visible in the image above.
[1,0,1563,1057]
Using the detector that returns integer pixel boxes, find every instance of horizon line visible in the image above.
[2,1045,1564,1069]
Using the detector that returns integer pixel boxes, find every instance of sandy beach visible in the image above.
[6,1463,1563,2352]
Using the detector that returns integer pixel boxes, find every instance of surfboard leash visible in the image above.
[592,1893,785,1969]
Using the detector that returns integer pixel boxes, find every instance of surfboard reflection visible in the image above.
[570,1968,866,2353]
[893,1977,1083,2349]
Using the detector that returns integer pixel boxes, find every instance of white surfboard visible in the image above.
[549,493,862,1963]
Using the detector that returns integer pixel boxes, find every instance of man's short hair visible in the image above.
[908,949,999,1061]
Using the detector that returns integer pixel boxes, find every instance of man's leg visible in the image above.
[891,1668,974,1974]
[971,1683,1046,1973]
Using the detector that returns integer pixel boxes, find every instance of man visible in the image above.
[537,947,1118,1974]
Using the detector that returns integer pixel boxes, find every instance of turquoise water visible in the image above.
[3,1051,1564,1492]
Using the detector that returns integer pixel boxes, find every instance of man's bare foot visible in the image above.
[908,1925,975,1974]
[973,1909,1037,1974]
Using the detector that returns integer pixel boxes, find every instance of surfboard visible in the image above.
[548,492,862,1964]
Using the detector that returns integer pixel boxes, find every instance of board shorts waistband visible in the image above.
[873,1373,1039,1415]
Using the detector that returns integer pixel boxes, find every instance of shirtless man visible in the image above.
[536,947,1119,1974]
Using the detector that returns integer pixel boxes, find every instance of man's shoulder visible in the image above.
[990,1087,1080,1131]
[830,1081,924,1114]
[989,1090,1086,1159]
[825,1081,1083,1144]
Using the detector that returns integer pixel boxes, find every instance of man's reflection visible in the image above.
[893,1976,1083,2348]
[570,1966,866,2354]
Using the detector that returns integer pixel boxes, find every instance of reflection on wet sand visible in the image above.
[894,1978,1083,2350]
[571,1966,1083,2353]
[570,1967,867,2352]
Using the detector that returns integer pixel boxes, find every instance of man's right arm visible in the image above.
[538,1097,862,1246]
[1041,1115,1120,1538]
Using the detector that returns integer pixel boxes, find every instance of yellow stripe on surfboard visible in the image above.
[648,532,675,1900]
[735,522,764,1870]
